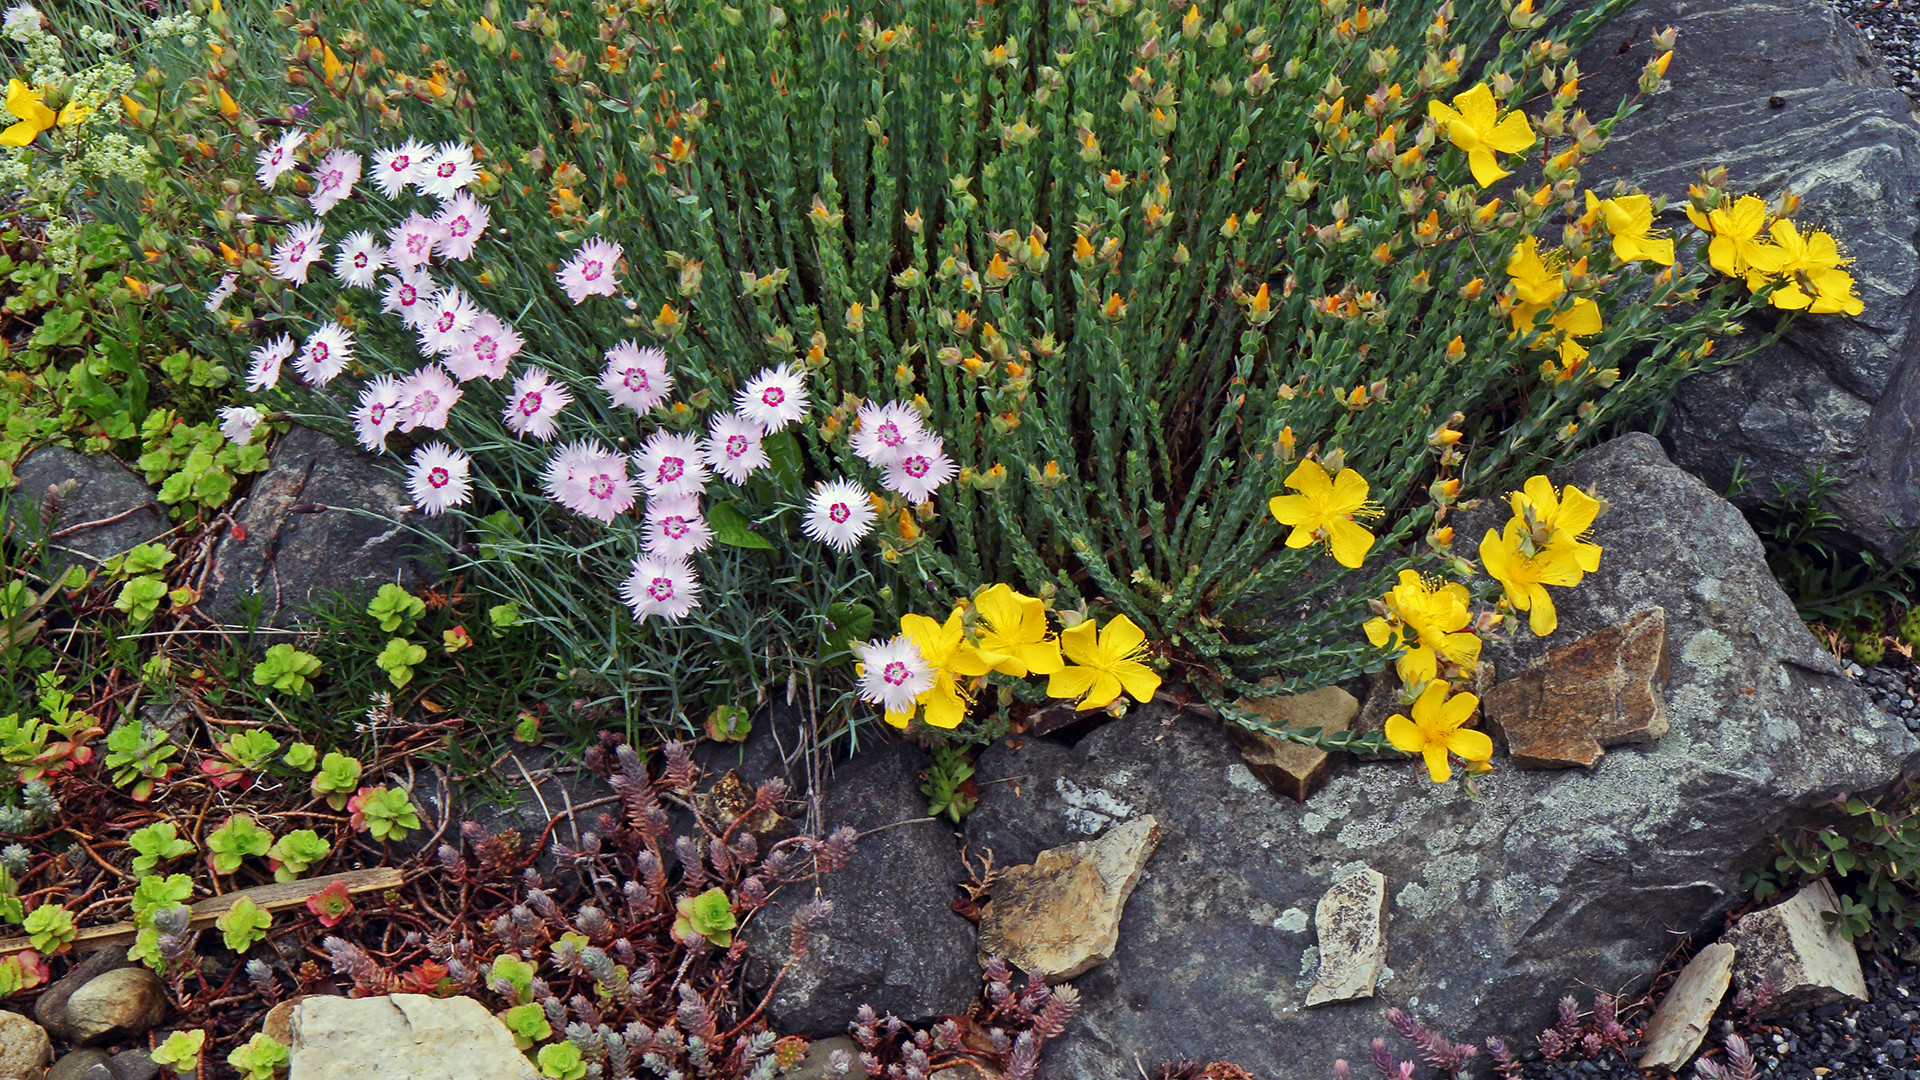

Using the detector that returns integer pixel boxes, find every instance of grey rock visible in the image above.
[52,967,166,1047]
[46,1050,109,1080]
[782,1036,869,1080]
[287,994,532,1080]
[1577,0,1920,558]
[964,434,1916,1079]
[34,952,132,1045]
[0,1012,50,1080]
[1639,942,1736,1071]
[105,1051,157,1080]
[745,732,977,1035]
[1305,868,1389,1008]
[199,426,442,628]
[977,816,1162,981]
[1724,878,1870,1019]
[5,447,165,570]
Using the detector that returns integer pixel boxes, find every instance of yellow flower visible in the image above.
[1687,195,1785,280]
[1363,570,1482,687]
[1427,83,1535,187]
[974,584,1064,678]
[895,611,1005,729]
[1478,477,1602,638]
[1761,219,1864,316]
[322,45,344,84]
[1583,191,1673,266]
[1269,458,1377,569]
[1384,681,1492,783]
[1505,237,1602,364]
[1046,614,1160,711]
[0,80,57,148]
[1508,475,1603,570]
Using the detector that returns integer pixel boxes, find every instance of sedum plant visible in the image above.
[251,643,320,696]
[205,813,273,874]
[127,821,195,874]
[216,896,273,953]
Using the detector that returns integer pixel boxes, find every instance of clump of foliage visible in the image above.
[1743,786,1920,947]
[850,958,1080,1079]
[1535,992,1633,1062]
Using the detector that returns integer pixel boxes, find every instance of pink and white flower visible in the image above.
[701,411,769,485]
[333,230,386,289]
[248,335,294,392]
[204,272,237,314]
[502,367,571,442]
[852,400,926,466]
[385,212,444,272]
[634,432,708,499]
[856,634,935,715]
[380,268,437,329]
[371,139,430,199]
[417,142,478,200]
[557,238,622,304]
[295,322,354,386]
[219,406,265,447]
[406,442,472,517]
[643,494,714,560]
[308,149,362,216]
[270,220,327,285]
[598,341,671,414]
[620,555,701,623]
[736,363,810,434]
[441,312,523,382]
[255,130,305,189]
[803,478,876,553]
[431,192,489,261]
[416,288,478,355]
[881,437,958,503]
[353,375,404,452]
[542,441,638,523]
[396,365,462,432]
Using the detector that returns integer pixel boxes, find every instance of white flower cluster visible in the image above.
[233,132,960,627]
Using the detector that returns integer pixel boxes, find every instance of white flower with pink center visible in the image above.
[308,149,362,216]
[371,139,429,199]
[380,268,437,330]
[396,365,462,432]
[701,411,770,485]
[852,401,927,466]
[406,442,472,517]
[736,363,810,434]
[541,441,638,523]
[502,367,571,442]
[634,432,708,499]
[255,130,305,190]
[247,335,293,392]
[270,220,327,285]
[417,288,479,356]
[557,238,622,304]
[417,142,478,200]
[643,494,714,560]
[432,192,490,262]
[353,375,404,452]
[385,212,444,272]
[802,478,876,553]
[204,273,237,314]
[882,436,958,503]
[333,230,387,290]
[442,312,523,382]
[219,406,265,447]
[856,634,935,715]
[598,341,671,414]
[294,322,354,386]
[620,555,701,623]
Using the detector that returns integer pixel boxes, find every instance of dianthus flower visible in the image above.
[386,212,443,272]
[882,437,957,503]
[416,288,478,356]
[353,375,404,452]
[380,269,436,329]
[557,238,622,304]
[737,363,810,433]
[219,406,264,447]
[406,442,472,517]
[247,335,293,392]
[333,230,386,290]
[255,129,305,190]
[432,192,489,262]
[543,441,638,523]
[371,140,429,199]
[442,312,522,382]
[204,273,237,314]
[634,432,708,499]
[851,400,925,465]
[643,494,714,560]
[294,322,354,386]
[598,341,671,414]
[621,556,701,623]
[857,634,936,718]
[270,221,326,285]
[308,149,361,216]
[396,365,461,432]
[501,367,571,442]
[894,610,1003,728]
[701,412,768,485]
[803,478,876,553]
[417,142,478,200]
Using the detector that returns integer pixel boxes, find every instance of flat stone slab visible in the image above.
[1306,868,1388,1007]
[1639,942,1736,1071]
[1724,879,1869,1020]
[288,994,529,1080]
[1482,608,1670,768]
[7,446,166,570]
[1225,686,1358,802]
[979,815,1162,981]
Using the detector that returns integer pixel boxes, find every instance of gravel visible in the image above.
[1831,0,1920,101]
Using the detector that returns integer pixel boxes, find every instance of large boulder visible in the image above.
[964,434,1917,1079]
[1578,0,1920,558]
[198,426,443,628]
[745,732,978,1034]
[6,447,166,570]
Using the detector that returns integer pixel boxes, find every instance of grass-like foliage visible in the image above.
[91,0,1789,736]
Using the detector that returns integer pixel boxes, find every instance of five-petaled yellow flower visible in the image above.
[894,611,1005,729]
[1760,219,1864,316]
[974,584,1064,678]
[1047,614,1161,711]
[1428,83,1536,188]
[1504,237,1603,364]
[1269,458,1377,569]
[1687,195,1784,280]
[1583,192,1673,266]
[1363,570,1482,688]
[1385,681,1493,783]
[1479,476,1604,637]
[0,79,59,148]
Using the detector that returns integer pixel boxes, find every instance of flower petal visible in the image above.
[1098,614,1148,661]
[1114,661,1162,705]
[1526,584,1558,636]
[1058,621,1100,667]
[1446,726,1495,763]
[1422,744,1453,783]
[1329,468,1371,513]
[1383,714,1424,754]
[1076,672,1124,711]
[1046,664,1099,703]
[1326,517,1376,569]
